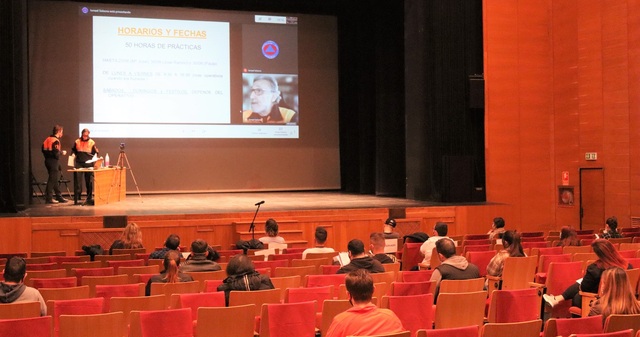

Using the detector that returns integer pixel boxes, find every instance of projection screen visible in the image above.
[28,1,340,193]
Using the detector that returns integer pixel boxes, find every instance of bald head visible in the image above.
[435,238,456,259]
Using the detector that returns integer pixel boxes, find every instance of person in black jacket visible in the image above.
[180,239,221,273]
[41,124,68,204]
[217,254,274,305]
[337,239,385,274]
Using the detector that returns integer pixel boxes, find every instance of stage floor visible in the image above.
[17,191,446,217]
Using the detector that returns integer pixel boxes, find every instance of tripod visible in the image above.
[109,149,143,202]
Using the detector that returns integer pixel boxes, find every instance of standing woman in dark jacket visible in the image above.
[544,239,631,308]
[217,254,275,305]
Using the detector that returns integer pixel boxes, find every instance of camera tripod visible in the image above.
[108,148,143,202]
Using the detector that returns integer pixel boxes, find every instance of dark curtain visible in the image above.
[404,0,484,202]
[338,1,406,197]
[0,0,29,212]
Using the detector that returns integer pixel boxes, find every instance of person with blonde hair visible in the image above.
[109,222,144,254]
[589,267,640,324]
[145,250,193,296]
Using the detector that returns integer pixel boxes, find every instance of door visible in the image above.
[579,168,604,231]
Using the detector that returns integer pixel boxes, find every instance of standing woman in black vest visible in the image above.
[72,128,99,203]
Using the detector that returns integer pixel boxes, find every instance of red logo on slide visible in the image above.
[262,40,280,59]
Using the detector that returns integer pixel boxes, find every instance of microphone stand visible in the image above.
[248,202,262,242]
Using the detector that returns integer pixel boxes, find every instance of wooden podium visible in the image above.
[69,167,126,205]
[94,167,126,205]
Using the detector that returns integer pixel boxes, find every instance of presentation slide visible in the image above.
[93,16,231,124]
[83,5,300,139]
[28,1,340,193]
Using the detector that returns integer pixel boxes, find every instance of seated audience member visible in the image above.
[589,267,640,324]
[600,216,623,239]
[487,217,506,240]
[419,222,451,268]
[325,269,404,337]
[544,239,632,308]
[302,226,335,259]
[180,239,222,272]
[486,230,525,277]
[258,218,286,244]
[0,257,46,316]
[217,254,275,305]
[430,238,480,300]
[145,250,194,296]
[109,222,144,254]
[557,226,581,247]
[149,233,180,260]
[337,239,385,274]
[369,232,397,264]
[382,218,400,239]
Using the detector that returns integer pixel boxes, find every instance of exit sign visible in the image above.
[585,152,598,161]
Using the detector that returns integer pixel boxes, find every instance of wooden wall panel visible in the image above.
[485,0,638,229]
[0,218,32,254]
[515,0,555,228]
[601,1,630,221]
[483,0,523,229]
[552,0,581,228]
[630,0,640,217]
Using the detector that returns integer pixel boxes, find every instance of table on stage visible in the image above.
[68,167,126,205]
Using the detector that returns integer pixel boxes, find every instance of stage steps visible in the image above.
[233,220,308,248]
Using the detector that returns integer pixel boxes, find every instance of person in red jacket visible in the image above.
[325,269,404,337]
[41,124,67,204]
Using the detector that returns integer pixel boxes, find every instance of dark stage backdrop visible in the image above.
[28,1,340,193]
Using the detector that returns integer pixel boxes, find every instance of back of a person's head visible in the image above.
[226,254,255,276]
[606,216,618,231]
[165,234,180,250]
[435,238,456,259]
[385,218,396,228]
[122,222,142,246]
[369,232,385,250]
[434,222,448,236]
[265,218,279,237]
[3,257,26,283]
[347,239,365,255]
[592,239,626,269]
[599,267,640,317]
[162,250,181,283]
[560,226,576,240]
[493,217,505,229]
[345,269,374,302]
[52,124,63,135]
[191,239,208,254]
[560,226,579,246]
[315,227,328,244]
[502,230,524,257]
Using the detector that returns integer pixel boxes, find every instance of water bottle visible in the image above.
[105,153,110,167]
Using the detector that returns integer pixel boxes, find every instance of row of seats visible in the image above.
[4,286,640,336]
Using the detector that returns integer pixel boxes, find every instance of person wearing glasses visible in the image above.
[242,75,297,124]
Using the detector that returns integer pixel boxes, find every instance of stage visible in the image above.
[0,191,508,257]
[19,191,443,218]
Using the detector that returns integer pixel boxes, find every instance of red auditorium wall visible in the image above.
[484,0,640,232]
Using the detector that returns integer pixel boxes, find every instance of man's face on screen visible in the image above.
[250,79,278,116]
